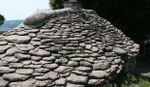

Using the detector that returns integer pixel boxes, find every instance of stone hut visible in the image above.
[0,0,139,87]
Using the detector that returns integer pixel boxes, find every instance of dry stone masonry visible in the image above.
[0,1,139,87]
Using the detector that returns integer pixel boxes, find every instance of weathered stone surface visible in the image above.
[35,80,48,87]
[0,77,8,87]
[15,53,31,60]
[55,78,66,86]
[0,67,15,74]
[55,58,68,64]
[5,35,31,43]
[85,44,92,50]
[31,56,42,61]
[43,56,55,61]
[1,57,19,63]
[16,69,34,75]
[75,66,92,72]
[72,70,88,76]
[67,83,85,87]
[93,62,110,70]
[3,73,30,81]
[16,44,34,51]
[9,79,35,87]
[55,66,73,73]
[9,63,24,68]
[43,64,58,69]
[91,47,99,52]
[88,79,105,85]
[45,71,59,80]
[0,7,140,87]
[5,47,22,56]
[35,68,49,73]
[66,74,88,84]
[29,49,50,56]
[67,61,79,67]
[0,45,10,53]
[0,41,8,46]
[89,71,109,79]
[113,47,127,56]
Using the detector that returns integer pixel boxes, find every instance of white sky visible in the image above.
[0,0,50,20]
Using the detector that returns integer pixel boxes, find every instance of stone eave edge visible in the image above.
[22,8,96,29]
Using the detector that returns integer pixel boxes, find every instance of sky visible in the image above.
[0,0,50,20]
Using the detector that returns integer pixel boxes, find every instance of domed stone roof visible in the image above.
[0,6,139,87]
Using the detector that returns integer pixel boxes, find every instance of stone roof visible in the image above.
[0,7,139,87]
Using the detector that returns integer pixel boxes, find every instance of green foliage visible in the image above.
[0,14,5,25]
[101,71,150,87]
[76,47,85,53]
[0,31,4,35]
[55,56,61,59]
[49,0,67,9]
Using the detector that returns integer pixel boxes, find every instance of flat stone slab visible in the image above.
[3,73,30,81]
[66,74,88,84]
[5,35,31,43]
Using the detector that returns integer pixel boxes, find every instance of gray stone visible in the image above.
[88,79,105,85]
[9,79,35,87]
[92,47,99,52]
[3,73,30,81]
[113,47,127,56]
[55,78,66,86]
[45,71,59,80]
[24,12,50,28]
[85,44,92,50]
[72,70,88,76]
[16,69,34,75]
[66,74,88,84]
[0,61,9,66]
[35,80,48,87]
[55,58,68,64]
[31,56,42,61]
[0,67,15,74]
[93,62,110,70]
[0,77,8,87]
[16,44,34,51]
[29,49,50,56]
[15,53,31,60]
[75,66,92,72]
[0,45,10,53]
[9,63,24,68]
[79,61,92,67]
[5,35,31,43]
[35,68,49,73]
[24,65,41,69]
[67,83,85,87]
[16,31,28,35]
[89,71,109,79]
[29,33,37,38]
[55,66,73,73]
[1,57,19,63]
[0,41,8,46]
[5,47,22,56]
[67,61,79,67]
[43,56,55,61]
[25,29,40,33]
[43,64,58,69]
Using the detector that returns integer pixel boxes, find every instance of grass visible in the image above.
[101,56,150,87]
[101,71,150,87]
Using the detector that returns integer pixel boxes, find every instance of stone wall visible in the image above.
[0,8,139,87]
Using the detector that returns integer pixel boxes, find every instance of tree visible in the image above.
[0,14,5,25]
